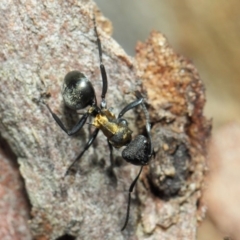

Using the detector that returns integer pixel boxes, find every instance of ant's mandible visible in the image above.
[45,15,153,231]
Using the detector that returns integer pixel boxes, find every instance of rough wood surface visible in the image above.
[0,139,31,240]
[0,0,210,239]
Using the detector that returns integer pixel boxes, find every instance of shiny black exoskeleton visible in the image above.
[62,71,96,110]
[46,15,153,231]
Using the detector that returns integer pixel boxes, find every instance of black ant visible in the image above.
[45,15,153,231]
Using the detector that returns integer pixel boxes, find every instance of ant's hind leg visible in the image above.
[46,104,90,136]
[93,15,108,108]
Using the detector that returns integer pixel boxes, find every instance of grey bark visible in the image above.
[0,0,210,239]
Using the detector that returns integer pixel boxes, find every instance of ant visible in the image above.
[45,15,153,231]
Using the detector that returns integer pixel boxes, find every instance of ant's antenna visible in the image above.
[121,165,143,231]
[121,91,153,231]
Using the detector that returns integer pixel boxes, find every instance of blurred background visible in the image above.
[95,0,240,239]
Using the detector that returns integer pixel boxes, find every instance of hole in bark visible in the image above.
[56,234,76,240]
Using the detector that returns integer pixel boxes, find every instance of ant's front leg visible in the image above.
[118,91,144,118]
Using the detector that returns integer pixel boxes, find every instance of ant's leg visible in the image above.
[106,140,117,184]
[118,91,144,118]
[121,166,143,231]
[138,96,153,157]
[119,91,153,157]
[93,15,108,108]
[107,140,114,169]
[65,128,99,176]
[46,104,89,136]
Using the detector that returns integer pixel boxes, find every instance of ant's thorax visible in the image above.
[92,108,132,148]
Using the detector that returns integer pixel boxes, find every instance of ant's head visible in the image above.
[122,135,150,166]
[62,70,96,110]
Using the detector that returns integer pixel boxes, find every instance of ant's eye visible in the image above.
[62,71,95,110]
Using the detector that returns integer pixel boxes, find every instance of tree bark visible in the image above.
[0,0,210,239]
